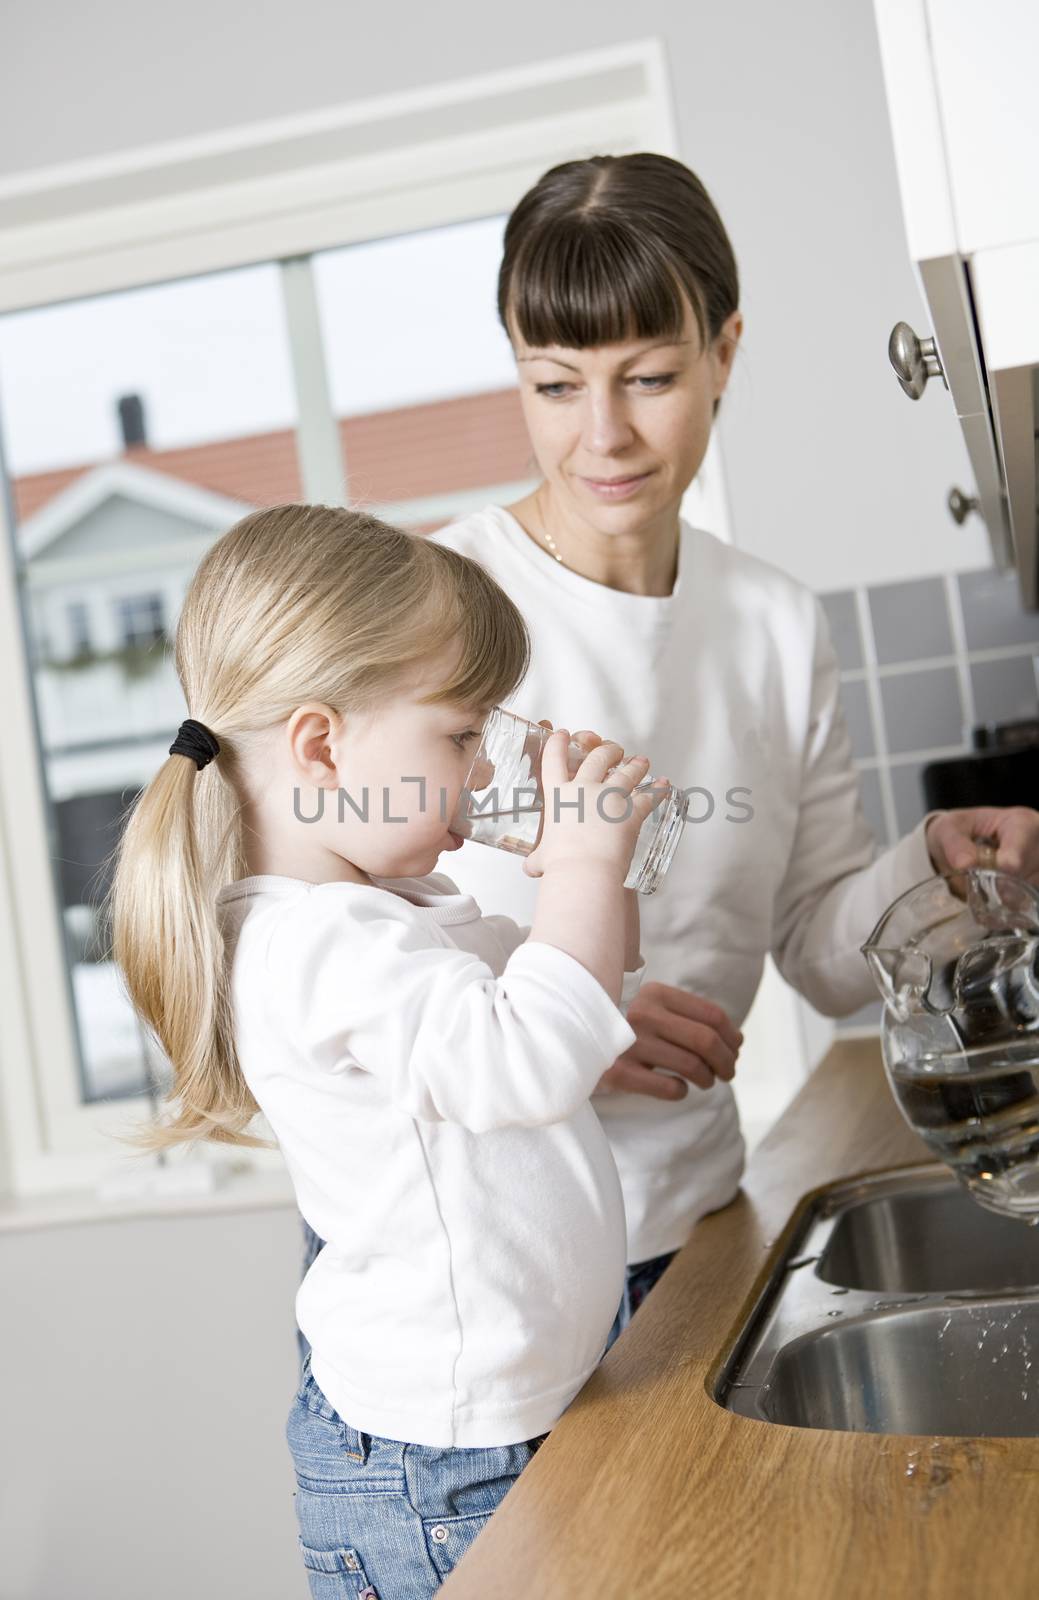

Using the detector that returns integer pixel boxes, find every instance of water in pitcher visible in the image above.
[889,1048,1039,1221]
[886,929,1039,1219]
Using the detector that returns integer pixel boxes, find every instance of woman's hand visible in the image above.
[595,982,743,1100]
[925,806,1039,881]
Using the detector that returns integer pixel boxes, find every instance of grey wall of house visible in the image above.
[0,1201,310,1600]
[3,0,994,592]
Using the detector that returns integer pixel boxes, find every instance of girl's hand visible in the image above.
[523,728,668,881]
[623,887,641,970]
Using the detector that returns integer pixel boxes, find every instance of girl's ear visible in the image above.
[287,705,343,787]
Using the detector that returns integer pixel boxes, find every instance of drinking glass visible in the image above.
[448,707,685,895]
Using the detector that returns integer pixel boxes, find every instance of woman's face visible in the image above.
[511,300,742,537]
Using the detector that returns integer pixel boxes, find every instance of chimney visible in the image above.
[117,393,148,451]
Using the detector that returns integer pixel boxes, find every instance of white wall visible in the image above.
[1,0,991,591]
[0,1201,309,1600]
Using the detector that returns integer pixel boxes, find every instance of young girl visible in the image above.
[109,503,662,1599]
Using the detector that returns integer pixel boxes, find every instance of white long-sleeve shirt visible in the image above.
[215,870,644,1447]
[430,506,935,1263]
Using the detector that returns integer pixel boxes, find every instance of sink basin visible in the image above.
[762,1302,1039,1436]
[817,1179,1039,1294]
[715,1164,1039,1437]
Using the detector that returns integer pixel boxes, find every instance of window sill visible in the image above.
[0,1160,297,1235]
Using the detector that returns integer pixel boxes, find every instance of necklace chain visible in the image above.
[532,492,565,565]
[541,524,564,562]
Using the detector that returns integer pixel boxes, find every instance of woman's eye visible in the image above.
[534,382,574,399]
[451,730,481,749]
[630,374,675,391]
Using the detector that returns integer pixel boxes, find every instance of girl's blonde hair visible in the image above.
[106,504,530,1154]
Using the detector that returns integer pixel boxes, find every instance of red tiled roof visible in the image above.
[13,387,532,525]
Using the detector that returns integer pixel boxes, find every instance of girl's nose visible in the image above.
[468,755,495,791]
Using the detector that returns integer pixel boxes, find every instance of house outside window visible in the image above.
[115,592,165,650]
[66,598,91,657]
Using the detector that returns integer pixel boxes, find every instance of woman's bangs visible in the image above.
[507,221,698,350]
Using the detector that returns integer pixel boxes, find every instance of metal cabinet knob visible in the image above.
[947,486,980,524]
[888,321,948,400]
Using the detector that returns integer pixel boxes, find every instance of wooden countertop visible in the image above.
[441,1039,1039,1599]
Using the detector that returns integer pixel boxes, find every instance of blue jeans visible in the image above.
[287,1350,549,1598]
[290,1219,675,1596]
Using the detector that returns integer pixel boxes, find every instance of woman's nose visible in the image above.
[583,394,636,456]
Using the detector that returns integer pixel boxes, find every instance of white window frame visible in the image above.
[0,40,707,1196]
[113,592,165,650]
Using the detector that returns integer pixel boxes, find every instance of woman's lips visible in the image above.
[579,472,652,501]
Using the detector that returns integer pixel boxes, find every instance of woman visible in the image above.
[425,151,1039,1323]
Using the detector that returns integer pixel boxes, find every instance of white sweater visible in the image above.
[215,870,644,1447]
[430,506,935,1263]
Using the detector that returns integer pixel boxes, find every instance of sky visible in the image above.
[0,214,517,478]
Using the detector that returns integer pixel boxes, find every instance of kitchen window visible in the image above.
[0,42,677,1197]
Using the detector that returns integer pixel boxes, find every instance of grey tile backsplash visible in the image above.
[820,589,863,672]
[971,654,1039,726]
[819,563,1038,1035]
[958,569,1039,652]
[868,575,953,664]
[889,760,929,837]
[879,665,965,755]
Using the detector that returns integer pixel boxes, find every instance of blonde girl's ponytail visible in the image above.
[104,504,530,1155]
[108,708,268,1152]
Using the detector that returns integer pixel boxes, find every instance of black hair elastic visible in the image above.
[169,718,221,771]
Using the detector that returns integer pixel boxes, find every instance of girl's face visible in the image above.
[300,659,495,881]
[511,299,741,537]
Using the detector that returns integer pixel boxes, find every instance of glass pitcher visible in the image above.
[861,868,1039,1221]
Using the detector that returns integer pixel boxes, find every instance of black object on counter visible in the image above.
[924,743,1039,812]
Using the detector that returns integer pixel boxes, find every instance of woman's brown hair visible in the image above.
[497,153,739,368]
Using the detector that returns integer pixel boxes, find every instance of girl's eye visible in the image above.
[451,730,481,749]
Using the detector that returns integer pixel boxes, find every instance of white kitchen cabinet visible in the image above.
[873,0,1039,607]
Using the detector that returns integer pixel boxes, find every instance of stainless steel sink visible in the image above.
[715,1164,1039,1437]
[761,1302,1039,1436]
[816,1175,1039,1294]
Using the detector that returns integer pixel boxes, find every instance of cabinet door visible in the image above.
[927,0,1039,254]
